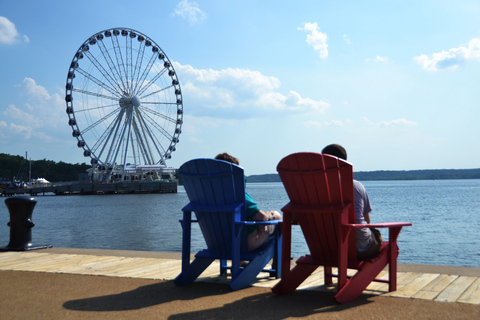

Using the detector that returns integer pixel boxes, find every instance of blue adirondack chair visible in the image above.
[174,158,282,290]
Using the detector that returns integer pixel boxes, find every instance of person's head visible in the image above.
[215,152,239,165]
[322,144,347,160]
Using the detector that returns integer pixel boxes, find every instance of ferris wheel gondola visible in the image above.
[65,28,183,182]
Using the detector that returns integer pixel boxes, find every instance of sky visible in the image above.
[1,0,479,176]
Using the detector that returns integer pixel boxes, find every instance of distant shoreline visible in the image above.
[246,168,480,183]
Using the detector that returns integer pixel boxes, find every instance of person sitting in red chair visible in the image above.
[322,144,383,260]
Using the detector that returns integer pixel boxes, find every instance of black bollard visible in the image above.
[0,196,52,251]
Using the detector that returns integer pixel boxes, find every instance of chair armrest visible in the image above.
[345,222,411,229]
[237,220,283,226]
[182,202,243,213]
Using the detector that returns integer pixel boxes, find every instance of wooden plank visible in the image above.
[435,276,477,303]
[0,252,24,260]
[35,255,116,272]
[53,256,127,273]
[65,257,149,275]
[0,253,76,271]
[0,252,53,268]
[457,278,480,305]
[411,274,458,300]
[113,259,177,278]
[394,271,423,288]
[387,273,440,298]
[365,270,389,293]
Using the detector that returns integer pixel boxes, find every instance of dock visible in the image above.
[1,248,479,305]
[0,181,177,196]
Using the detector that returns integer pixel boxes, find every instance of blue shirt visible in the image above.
[245,192,259,234]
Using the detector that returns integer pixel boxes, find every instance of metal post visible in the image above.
[0,196,52,251]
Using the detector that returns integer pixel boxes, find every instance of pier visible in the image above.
[0,181,177,196]
[0,248,479,319]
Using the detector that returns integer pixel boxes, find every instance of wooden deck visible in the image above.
[0,250,478,305]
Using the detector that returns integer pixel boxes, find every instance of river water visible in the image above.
[0,179,479,268]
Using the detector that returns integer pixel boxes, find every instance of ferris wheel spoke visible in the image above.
[135,52,158,95]
[140,110,173,141]
[102,111,129,167]
[136,67,168,97]
[83,50,123,97]
[109,112,132,166]
[141,101,178,106]
[97,39,129,94]
[139,105,177,123]
[119,109,136,175]
[139,84,173,100]
[76,67,121,98]
[134,110,167,163]
[132,40,147,94]
[80,109,119,135]
[110,35,129,94]
[125,35,133,94]
[72,88,119,102]
[131,118,155,164]
[90,109,125,160]
[74,103,117,113]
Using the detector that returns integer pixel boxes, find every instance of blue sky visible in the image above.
[1,0,479,176]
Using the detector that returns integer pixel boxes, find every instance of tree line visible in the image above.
[2,153,479,183]
[0,153,90,183]
[246,168,480,183]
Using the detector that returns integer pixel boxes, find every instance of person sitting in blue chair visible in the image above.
[215,153,282,251]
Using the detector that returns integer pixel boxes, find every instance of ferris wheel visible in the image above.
[65,27,183,182]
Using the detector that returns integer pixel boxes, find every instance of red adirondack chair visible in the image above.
[271,152,412,303]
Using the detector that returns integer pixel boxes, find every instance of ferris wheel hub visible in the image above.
[119,95,141,109]
[131,96,141,107]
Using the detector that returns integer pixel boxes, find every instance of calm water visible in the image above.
[0,180,479,268]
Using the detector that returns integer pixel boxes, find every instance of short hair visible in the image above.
[215,152,239,165]
[322,144,347,160]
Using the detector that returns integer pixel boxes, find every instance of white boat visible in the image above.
[29,178,52,187]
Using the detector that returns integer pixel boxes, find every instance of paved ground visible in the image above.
[1,248,479,319]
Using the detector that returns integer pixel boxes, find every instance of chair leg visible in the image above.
[269,229,282,278]
[220,259,228,275]
[174,257,215,286]
[334,244,392,303]
[230,246,275,291]
[324,266,333,285]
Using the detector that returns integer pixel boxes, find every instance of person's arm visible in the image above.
[364,212,371,224]
[253,210,282,221]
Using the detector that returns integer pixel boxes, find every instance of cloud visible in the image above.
[0,16,28,44]
[413,37,480,71]
[173,0,206,23]
[343,34,351,44]
[4,104,42,128]
[18,77,51,101]
[374,56,390,62]
[173,62,330,119]
[304,120,344,129]
[298,22,328,59]
[2,78,65,143]
[363,117,417,127]
[366,55,391,63]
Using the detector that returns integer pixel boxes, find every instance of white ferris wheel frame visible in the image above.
[65,27,183,182]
